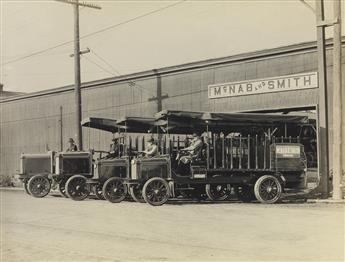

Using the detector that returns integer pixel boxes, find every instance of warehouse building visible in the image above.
[1,38,345,194]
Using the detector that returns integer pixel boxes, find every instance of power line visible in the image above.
[82,55,116,77]
[2,0,186,66]
[81,54,155,96]
[90,49,122,76]
[87,48,156,96]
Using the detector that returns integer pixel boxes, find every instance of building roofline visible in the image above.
[1,37,344,103]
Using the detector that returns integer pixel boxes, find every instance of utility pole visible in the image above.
[332,0,343,200]
[56,0,101,150]
[315,0,330,198]
[148,69,169,112]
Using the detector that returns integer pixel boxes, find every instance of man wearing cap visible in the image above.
[66,138,78,152]
[177,132,203,164]
[109,137,121,157]
[142,137,158,157]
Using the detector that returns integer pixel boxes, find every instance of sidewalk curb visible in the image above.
[0,187,24,191]
[307,199,345,204]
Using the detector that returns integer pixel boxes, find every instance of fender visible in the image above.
[274,172,286,188]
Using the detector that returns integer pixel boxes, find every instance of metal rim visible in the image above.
[94,184,105,200]
[27,175,51,198]
[66,175,90,201]
[254,175,282,204]
[102,178,127,203]
[205,184,231,201]
[142,178,170,206]
[235,185,255,203]
[58,178,68,198]
[129,184,145,203]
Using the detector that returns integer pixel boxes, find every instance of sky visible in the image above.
[0,0,344,93]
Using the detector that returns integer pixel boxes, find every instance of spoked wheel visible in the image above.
[205,184,231,201]
[142,177,170,206]
[102,178,127,203]
[66,175,90,201]
[58,178,68,198]
[254,175,282,204]
[23,180,31,195]
[234,185,255,203]
[129,184,145,203]
[27,175,51,198]
[94,184,105,200]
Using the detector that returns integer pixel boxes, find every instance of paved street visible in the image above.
[1,190,344,261]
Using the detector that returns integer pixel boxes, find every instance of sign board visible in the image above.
[208,72,318,99]
[276,145,301,158]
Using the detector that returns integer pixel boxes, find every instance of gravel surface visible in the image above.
[1,190,344,261]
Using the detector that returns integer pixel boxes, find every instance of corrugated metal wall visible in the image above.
[1,43,344,177]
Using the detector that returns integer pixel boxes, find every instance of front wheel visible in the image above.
[254,175,282,204]
[129,184,145,203]
[142,177,170,206]
[58,178,68,198]
[94,184,105,200]
[102,178,127,203]
[66,175,90,201]
[205,184,231,201]
[27,175,51,198]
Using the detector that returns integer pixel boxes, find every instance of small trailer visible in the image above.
[19,151,92,199]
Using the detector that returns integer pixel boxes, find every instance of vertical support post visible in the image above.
[135,136,138,151]
[153,69,163,112]
[239,135,242,169]
[222,136,225,168]
[213,134,217,169]
[255,135,258,169]
[315,0,330,198]
[230,137,233,169]
[332,0,343,200]
[247,135,250,169]
[264,136,267,170]
[59,106,63,151]
[74,0,83,150]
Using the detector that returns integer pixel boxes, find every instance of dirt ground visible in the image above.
[1,190,344,262]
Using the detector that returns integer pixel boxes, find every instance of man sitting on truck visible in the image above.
[177,132,203,164]
[141,137,158,158]
[66,138,78,152]
[108,137,121,158]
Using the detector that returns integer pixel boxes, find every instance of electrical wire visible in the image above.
[81,54,155,96]
[2,0,186,66]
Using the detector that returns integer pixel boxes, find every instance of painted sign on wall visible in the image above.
[208,72,318,99]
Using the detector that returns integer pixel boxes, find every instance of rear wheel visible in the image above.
[66,175,90,201]
[205,184,231,201]
[254,175,282,204]
[58,178,68,198]
[27,175,51,198]
[129,184,145,203]
[142,177,170,206]
[234,185,255,203]
[102,177,127,203]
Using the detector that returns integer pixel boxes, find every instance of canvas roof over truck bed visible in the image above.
[155,110,309,134]
[81,116,156,134]
[116,117,157,133]
[81,117,121,133]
